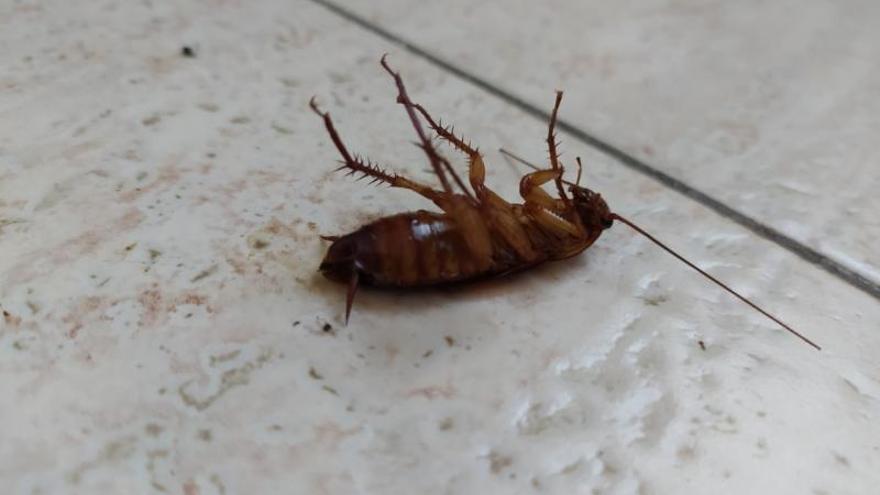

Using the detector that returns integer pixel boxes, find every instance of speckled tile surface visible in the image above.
[1,1,879,494]
[341,0,880,283]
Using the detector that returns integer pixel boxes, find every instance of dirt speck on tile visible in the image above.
[191,265,218,283]
[3,310,21,327]
[142,114,161,126]
[488,451,513,474]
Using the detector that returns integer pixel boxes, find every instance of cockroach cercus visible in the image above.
[309,55,819,351]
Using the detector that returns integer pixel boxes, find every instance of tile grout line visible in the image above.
[310,0,880,301]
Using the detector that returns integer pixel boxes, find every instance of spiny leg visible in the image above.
[379,55,458,196]
[310,97,446,203]
[546,91,571,204]
[412,103,482,198]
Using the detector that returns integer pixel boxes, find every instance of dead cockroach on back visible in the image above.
[309,55,820,351]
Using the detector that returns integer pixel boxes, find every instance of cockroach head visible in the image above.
[569,185,614,231]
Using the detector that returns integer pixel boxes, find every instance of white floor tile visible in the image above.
[1,1,878,494]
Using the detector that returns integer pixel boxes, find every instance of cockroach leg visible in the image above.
[519,170,581,237]
[379,55,457,196]
[410,104,475,199]
[520,168,568,213]
[546,91,570,204]
[412,103,484,198]
[309,97,447,202]
[524,204,581,238]
[320,235,341,242]
[310,97,395,185]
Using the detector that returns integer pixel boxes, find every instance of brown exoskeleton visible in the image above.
[310,55,819,350]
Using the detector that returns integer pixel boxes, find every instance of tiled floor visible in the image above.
[340,0,880,285]
[1,1,878,494]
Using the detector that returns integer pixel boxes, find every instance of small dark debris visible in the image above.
[308,367,323,380]
[698,340,706,351]
[191,265,218,283]
[142,114,161,126]
[252,239,269,249]
[422,350,433,359]
[488,452,513,474]
[1,310,19,327]
[322,323,333,333]
[271,123,293,135]
[322,385,339,396]
[124,242,137,251]
[145,423,163,437]
[292,320,301,327]
[181,46,196,58]
[643,294,668,306]
[444,336,455,347]
[832,452,850,467]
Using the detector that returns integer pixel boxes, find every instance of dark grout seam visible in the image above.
[311,0,880,301]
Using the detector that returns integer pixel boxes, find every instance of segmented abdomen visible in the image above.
[321,210,522,287]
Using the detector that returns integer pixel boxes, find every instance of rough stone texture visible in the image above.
[1,1,878,494]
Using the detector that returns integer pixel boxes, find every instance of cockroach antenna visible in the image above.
[499,147,820,351]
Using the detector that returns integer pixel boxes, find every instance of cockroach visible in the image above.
[309,55,819,350]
